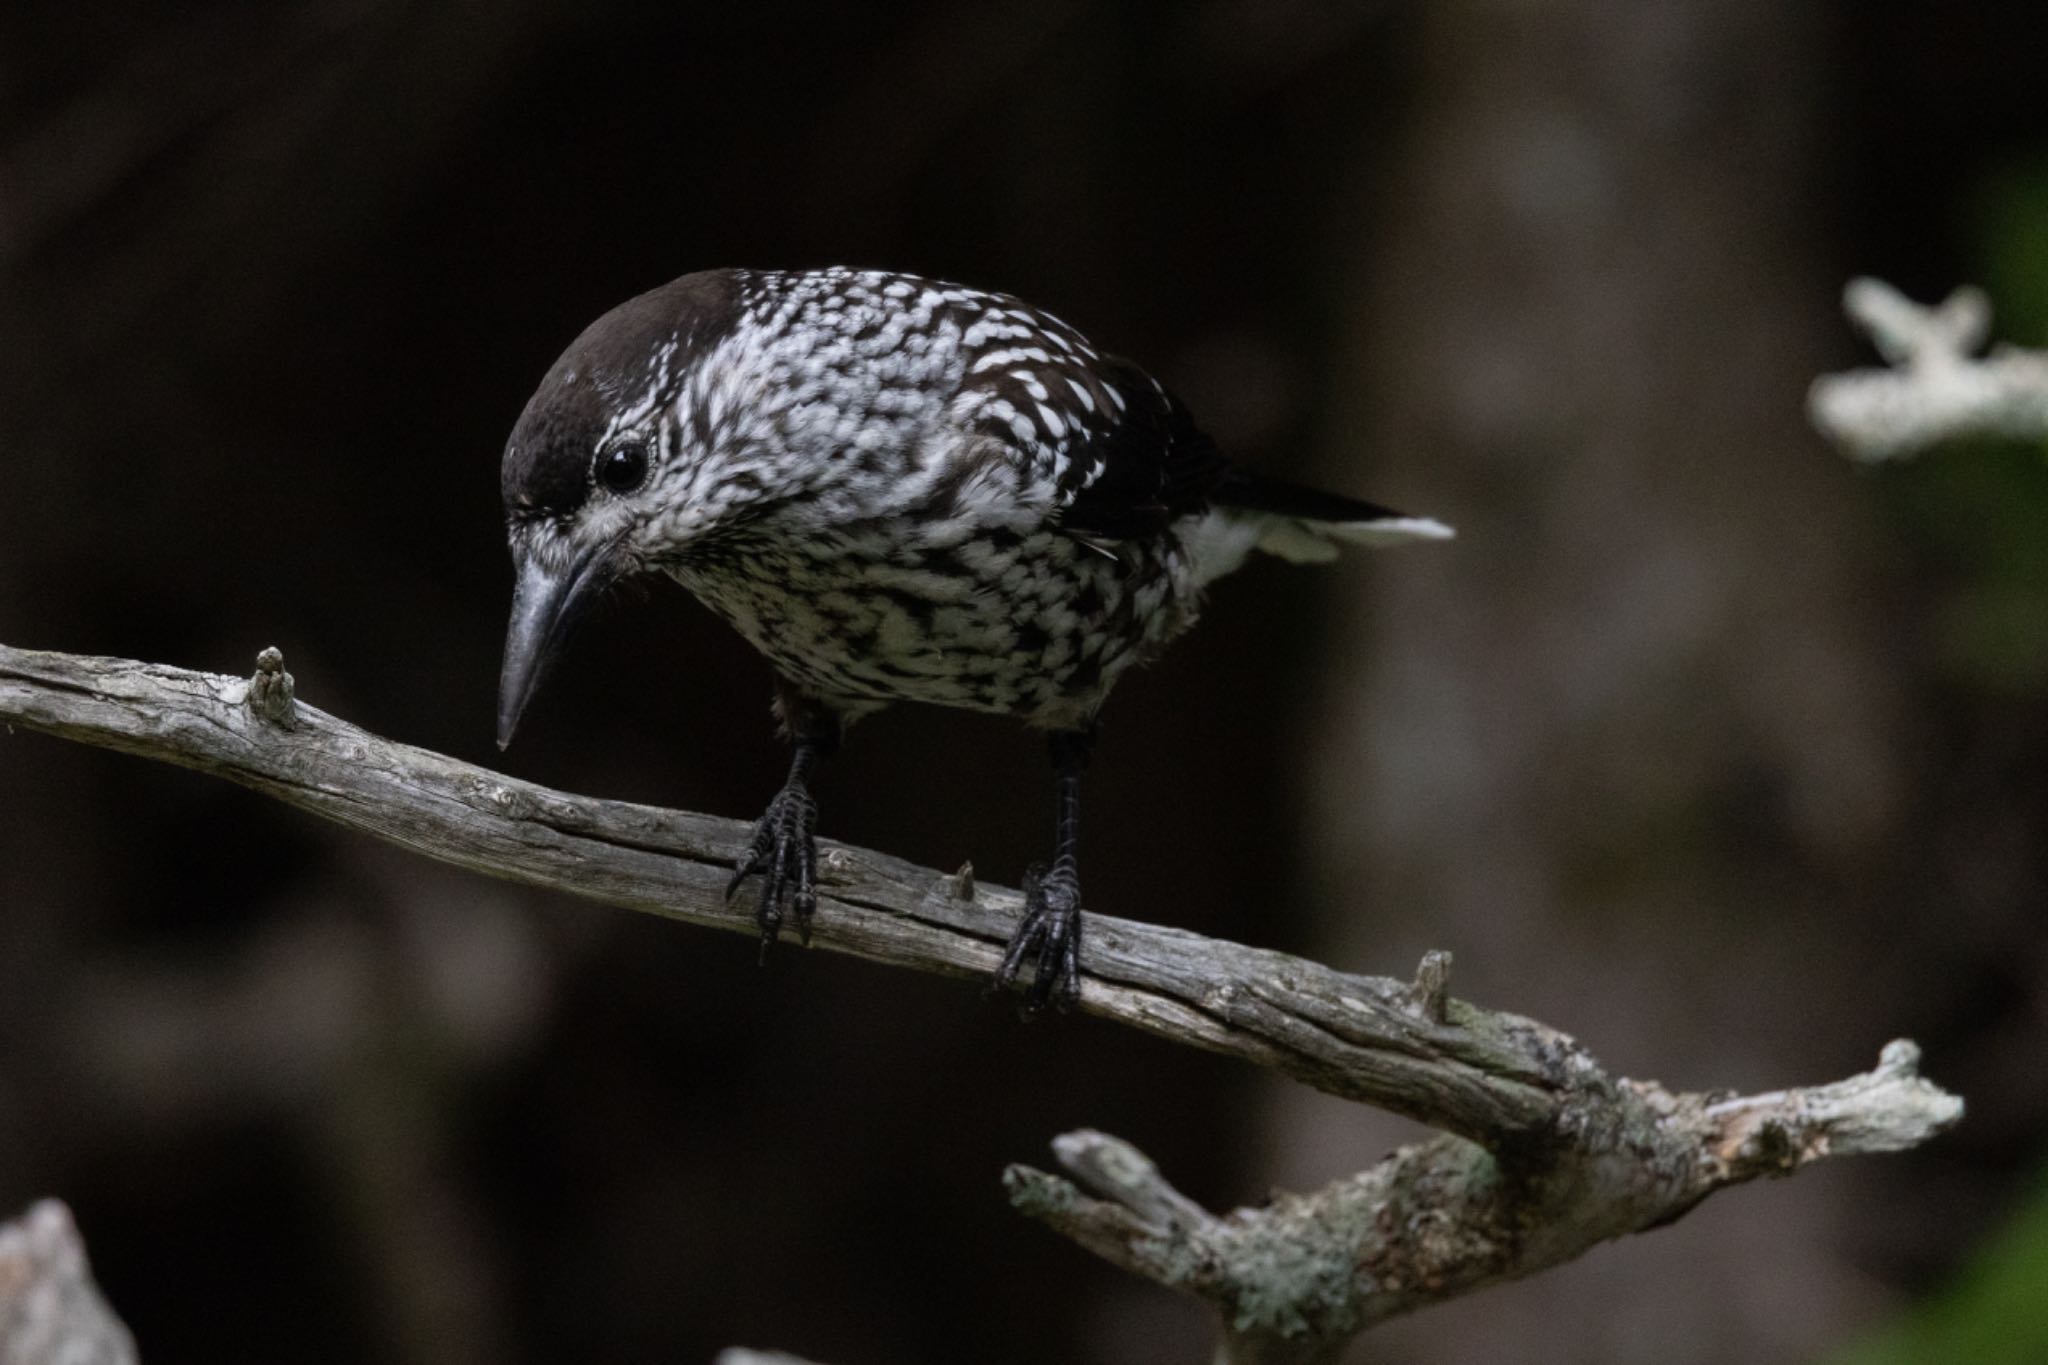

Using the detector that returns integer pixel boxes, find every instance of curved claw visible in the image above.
[729,784,820,953]
[994,862,1083,1015]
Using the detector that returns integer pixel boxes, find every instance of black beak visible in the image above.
[496,539,625,749]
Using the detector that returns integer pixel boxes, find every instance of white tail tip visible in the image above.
[1245,511,1457,568]
[1332,515,1456,546]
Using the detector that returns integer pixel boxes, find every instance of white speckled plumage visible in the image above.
[495,266,1450,1003]
[502,267,1447,731]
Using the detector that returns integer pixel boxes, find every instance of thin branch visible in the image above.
[1809,277,2048,461]
[1,640,1582,1143]
[0,641,1963,1362]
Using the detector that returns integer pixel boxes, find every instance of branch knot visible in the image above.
[245,647,297,730]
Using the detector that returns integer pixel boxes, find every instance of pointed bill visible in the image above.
[496,538,625,749]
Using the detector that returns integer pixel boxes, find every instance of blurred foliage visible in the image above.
[1873,158,2048,695]
[1828,1172,2048,1365]
[1880,444,2048,694]
[1831,157,2048,1365]
[1970,158,2048,349]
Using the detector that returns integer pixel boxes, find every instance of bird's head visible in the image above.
[495,270,758,749]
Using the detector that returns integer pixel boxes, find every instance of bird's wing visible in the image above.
[944,295,1230,541]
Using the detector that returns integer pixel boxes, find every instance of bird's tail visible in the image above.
[1215,473,1454,564]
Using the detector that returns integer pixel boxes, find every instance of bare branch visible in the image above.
[0,1201,137,1365]
[0,641,1963,1362]
[1010,1043,1959,1362]
[1809,277,2048,461]
[0,640,1583,1143]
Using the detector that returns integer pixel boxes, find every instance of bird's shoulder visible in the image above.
[734,269,1232,539]
[925,283,1230,540]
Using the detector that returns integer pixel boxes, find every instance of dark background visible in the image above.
[5,3,2048,1362]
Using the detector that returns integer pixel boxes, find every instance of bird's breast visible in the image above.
[668,523,1204,723]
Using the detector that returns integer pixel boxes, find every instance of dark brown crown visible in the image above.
[501,270,744,522]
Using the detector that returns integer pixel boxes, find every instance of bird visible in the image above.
[494,267,1450,1011]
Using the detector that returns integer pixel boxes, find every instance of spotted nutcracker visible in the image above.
[495,267,1450,1010]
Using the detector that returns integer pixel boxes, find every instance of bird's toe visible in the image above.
[734,784,821,954]
[996,863,1083,1014]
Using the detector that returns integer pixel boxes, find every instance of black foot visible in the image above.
[994,862,1083,1015]
[726,783,819,952]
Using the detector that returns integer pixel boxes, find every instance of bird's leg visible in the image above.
[996,727,1092,1013]
[727,686,840,954]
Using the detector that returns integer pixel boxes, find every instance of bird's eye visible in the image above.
[598,441,649,494]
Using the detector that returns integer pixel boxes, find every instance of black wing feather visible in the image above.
[945,289,1235,541]
[1208,470,1410,526]
[1053,359,1232,539]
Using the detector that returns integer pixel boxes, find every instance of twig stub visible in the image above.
[1407,950,1453,1023]
[245,646,297,729]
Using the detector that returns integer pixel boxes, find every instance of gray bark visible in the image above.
[0,642,1962,1363]
[1011,1046,1956,1364]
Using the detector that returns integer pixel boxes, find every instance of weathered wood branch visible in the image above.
[1809,277,2048,461]
[0,640,1584,1144]
[1007,1042,1957,1363]
[0,641,1963,1362]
